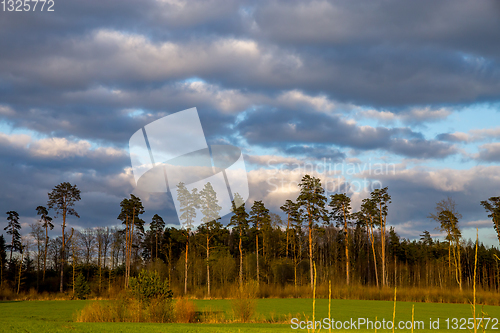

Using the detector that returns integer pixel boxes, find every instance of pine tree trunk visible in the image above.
[0,255,3,288]
[60,209,66,293]
[184,233,189,295]
[309,221,313,291]
[369,223,379,287]
[125,215,129,289]
[239,227,243,289]
[43,226,48,282]
[206,234,210,298]
[293,235,297,291]
[256,232,259,286]
[286,213,290,258]
[128,210,135,289]
[370,225,379,287]
[17,253,23,294]
[380,204,386,287]
[168,242,172,285]
[72,241,76,294]
[10,233,14,262]
[343,205,349,286]
[98,240,102,294]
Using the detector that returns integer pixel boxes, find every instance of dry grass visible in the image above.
[248,282,500,306]
[76,296,174,323]
[199,305,225,323]
[174,298,197,323]
[231,282,257,323]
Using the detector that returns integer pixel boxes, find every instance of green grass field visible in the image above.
[1,298,500,332]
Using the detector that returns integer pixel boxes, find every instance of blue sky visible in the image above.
[0,0,499,246]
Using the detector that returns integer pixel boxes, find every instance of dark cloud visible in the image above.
[0,0,499,243]
[388,139,457,159]
[477,143,500,162]
[237,108,457,159]
[436,133,468,143]
[361,166,500,239]
[0,0,499,114]
[283,145,345,161]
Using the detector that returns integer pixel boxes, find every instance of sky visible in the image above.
[0,0,500,246]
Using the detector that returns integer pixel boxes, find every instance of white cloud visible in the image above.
[359,107,451,125]
[0,132,127,160]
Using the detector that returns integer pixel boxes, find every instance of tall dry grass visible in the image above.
[174,298,197,323]
[253,282,500,305]
[76,295,174,323]
[231,281,257,323]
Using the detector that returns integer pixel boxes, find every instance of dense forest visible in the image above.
[1,175,500,299]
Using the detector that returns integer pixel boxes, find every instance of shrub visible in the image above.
[200,305,225,323]
[231,282,257,323]
[128,269,173,303]
[147,297,175,323]
[74,273,91,300]
[174,298,197,323]
[77,269,174,323]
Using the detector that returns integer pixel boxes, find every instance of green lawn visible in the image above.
[1,298,500,332]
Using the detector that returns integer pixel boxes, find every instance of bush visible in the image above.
[77,269,174,323]
[74,273,91,300]
[231,282,257,323]
[174,298,197,323]
[128,269,173,303]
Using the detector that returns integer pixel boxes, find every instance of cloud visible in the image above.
[477,143,500,162]
[360,107,452,125]
[237,108,457,159]
[0,0,500,246]
[245,154,302,166]
[436,132,472,143]
[388,138,457,159]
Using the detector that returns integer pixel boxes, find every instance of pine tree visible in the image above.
[117,194,145,288]
[36,206,53,282]
[47,182,81,292]
[481,197,500,245]
[229,193,249,289]
[357,197,379,287]
[0,235,6,288]
[249,200,271,287]
[370,187,391,287]
[280,200,297,258]
[74,273,91,300]
[176,182,200,295]
[199,182,222,298]
[297,175,328,291]
[329,193,352,285]
[429,197,462,290]
[4,211,22,262]
[150,214,165,260]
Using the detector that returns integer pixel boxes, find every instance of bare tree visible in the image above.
[30,223,45,290]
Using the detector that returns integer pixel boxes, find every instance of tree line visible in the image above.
[1,175,500,297]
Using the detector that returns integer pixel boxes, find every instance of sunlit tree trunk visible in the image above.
[239,226,243,289]
[206,234,210,298]
[256,231,259,287]
[369,222,379,287]
[184,232,189,295]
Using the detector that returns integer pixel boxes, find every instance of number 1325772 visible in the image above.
[2,0,54,11]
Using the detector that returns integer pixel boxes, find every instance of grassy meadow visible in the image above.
[2,298,500,332]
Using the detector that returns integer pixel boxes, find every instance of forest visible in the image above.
[1,175,500,301]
